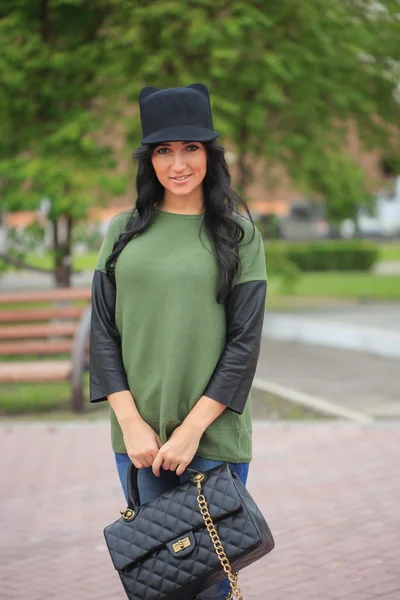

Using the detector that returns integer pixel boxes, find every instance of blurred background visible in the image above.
[0,1,399,599]
[0,0,399,419]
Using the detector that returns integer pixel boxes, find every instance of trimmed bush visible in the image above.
[261,242,300,293]
[264,240,379,272]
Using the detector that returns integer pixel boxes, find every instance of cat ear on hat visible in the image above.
[186,83,210,100]
[139,86,161,103]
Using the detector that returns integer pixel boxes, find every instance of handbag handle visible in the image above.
[126,462,205,510]
[126,462,141,509]
[194,474,242,600]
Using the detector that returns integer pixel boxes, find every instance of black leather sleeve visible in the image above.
[203,279,267,414]
[89,269,129,403]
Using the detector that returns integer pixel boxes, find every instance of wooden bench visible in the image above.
[0,288,92,412]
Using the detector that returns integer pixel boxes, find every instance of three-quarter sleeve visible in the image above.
[89,216,129,403]
[203,222,267,414]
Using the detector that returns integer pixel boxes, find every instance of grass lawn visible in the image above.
[378,242,400,262]
[13,251,99,272]
[251,389,330,420]
[0,373,90,415]
[0,374,110,421]
[0,380,73,415]
[267,272,400,304]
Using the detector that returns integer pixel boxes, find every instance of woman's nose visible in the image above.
[171,152,187,171]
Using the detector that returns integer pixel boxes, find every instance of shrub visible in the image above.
[266,240,379,272]
[263,242,300,293]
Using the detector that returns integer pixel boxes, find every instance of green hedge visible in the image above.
[264,240,379,272]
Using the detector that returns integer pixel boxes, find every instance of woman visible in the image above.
[89,83,267,600]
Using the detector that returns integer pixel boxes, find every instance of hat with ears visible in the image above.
[138,83,219,144]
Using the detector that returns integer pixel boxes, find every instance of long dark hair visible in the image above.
[105,140,255,304]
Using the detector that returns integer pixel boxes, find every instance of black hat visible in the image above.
[139,83,219,144]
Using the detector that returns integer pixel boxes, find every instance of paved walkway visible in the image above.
[0,420,399,599]
[256,338,400,418]
[374,261,400,275]
[263,303,400,359]
[271,302,400,333]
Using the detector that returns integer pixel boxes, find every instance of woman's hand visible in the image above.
[120,416,163,469]
[152,424,202,477]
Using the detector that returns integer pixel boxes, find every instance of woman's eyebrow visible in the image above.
[155,141,195,147]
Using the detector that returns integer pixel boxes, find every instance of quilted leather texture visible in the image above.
[104,464,274,600]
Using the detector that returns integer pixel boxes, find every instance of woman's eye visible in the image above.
[186,144,199,152]
[156,147,170,154]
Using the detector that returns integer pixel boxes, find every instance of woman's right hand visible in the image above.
[120,416,163,469]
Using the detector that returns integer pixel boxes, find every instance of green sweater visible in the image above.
[90,208,267,462]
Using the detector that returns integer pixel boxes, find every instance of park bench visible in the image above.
[0,288,92,412]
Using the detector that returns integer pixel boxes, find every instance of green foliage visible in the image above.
[263,241,300,294]
[119,0,400,217]
[0,0,126,221]
[270,240,379,271]
[1,0,399,235]
[255,215,281,240]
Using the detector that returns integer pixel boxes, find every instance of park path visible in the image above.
[0,419,399,599]
[256,338,400,418]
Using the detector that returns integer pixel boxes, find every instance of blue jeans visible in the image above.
[115,453,250,600]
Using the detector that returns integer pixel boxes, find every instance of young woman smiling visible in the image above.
[152,140,207,200]
[89,83,267,600]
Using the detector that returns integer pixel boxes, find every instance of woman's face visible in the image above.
[151,141,207,197]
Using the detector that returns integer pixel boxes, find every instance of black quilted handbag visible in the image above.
[103,462,275,600]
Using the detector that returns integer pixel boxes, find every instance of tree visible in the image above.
[118,0,400,221]
[0,0,127,286]
[1,0,399,284]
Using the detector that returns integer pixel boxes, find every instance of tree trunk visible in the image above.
[0,211,7,253]
[53,214,73,288]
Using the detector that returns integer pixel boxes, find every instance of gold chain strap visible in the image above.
[193,474,243,600]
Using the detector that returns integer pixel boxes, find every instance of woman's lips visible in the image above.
[170,174,192,183]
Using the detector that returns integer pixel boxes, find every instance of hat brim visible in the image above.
[141,124,219,144]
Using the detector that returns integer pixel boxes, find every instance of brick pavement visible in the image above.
[0,419,399,600]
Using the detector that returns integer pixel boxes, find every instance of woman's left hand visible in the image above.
[152,424,202,477]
